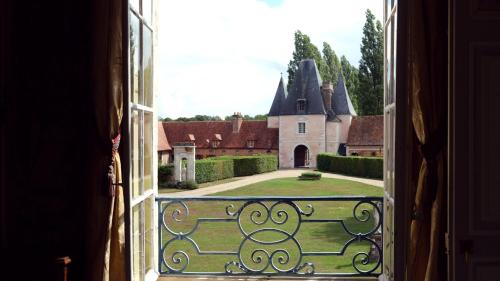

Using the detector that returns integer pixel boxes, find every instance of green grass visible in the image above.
[159,177,383,275]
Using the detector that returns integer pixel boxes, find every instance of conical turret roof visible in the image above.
[332,73,357,116]
[268,76,287,116]
[280,59,326,115]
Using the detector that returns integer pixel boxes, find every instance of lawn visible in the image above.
[159,177,383,276]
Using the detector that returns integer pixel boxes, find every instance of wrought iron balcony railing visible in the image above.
[157,196,383,277]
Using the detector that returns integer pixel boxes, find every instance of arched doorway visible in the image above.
[294,145,309,167]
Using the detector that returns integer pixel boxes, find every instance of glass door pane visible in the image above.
[130,14,141,105]
[132,110,140,198]
[144,112,153,191]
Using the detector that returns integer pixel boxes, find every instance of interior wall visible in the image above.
[1,1,92,280]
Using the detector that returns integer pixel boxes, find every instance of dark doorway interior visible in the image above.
[294,145,309,167]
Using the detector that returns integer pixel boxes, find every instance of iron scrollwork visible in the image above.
[157,196,383,277]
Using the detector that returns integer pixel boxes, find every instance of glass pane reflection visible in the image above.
[130,14,141,104]
[143,112,153,191]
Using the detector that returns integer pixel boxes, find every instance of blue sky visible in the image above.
[156,0,383,119]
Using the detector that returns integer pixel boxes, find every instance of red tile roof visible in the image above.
[158,122,172,151]
[347,115,384,146]
[160,120,278,150]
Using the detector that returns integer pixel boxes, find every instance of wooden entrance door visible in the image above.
[294,145,308,167]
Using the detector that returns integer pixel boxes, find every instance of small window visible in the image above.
[247,140,255,148]
[297,99,306,113]
[298,122,306,134]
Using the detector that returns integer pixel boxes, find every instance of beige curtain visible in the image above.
[407,0,448,280]
[87,0,125,280]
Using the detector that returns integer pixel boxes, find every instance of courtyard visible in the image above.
[157,172,383,277]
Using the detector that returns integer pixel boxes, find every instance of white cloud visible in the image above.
[156,0,383,118]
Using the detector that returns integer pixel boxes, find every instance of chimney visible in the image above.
[321,81,333,111]
[232,112,243,133]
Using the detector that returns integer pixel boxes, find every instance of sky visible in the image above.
[156,0,383,119]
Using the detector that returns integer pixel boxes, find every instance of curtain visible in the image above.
[86,0,125,280]
[407,0,448,280]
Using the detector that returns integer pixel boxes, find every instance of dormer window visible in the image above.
[212,140,220,148]
[247,140,255,148]
[297,98,306,113]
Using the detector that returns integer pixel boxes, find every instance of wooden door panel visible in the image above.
[469,260,500,280]
[468,44,500,235]
[451,0,500,280]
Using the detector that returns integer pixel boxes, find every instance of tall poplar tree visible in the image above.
[357,9,384,115]
[341,55,360,113]
[322,42,341,86]
[287,30,328,90]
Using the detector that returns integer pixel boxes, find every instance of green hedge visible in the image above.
[215,155,278,177]
[195,159,234,184]
[158,164,174,184]
[317,153,383,179]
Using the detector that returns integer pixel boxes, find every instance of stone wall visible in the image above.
[325,121,340,153]
[267,116,279,128]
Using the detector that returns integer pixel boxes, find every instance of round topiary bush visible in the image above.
[298,172,322,180]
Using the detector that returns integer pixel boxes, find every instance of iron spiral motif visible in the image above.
[158,196,383,277]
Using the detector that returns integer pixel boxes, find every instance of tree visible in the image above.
[340,55,360,113]
[357,9,384,115]
[287,30,328,90]
[322,42,341,86]
[253,114,267,120]
[224,114,267,120]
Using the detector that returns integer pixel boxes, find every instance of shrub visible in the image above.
[298,172,322,180]
[195,158,234,184]
[158,164,174,184]
[317,153,383,179]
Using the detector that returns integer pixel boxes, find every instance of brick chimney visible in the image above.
[321,81,333,111]
[232,112,243,133]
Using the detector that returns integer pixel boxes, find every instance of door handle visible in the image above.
[459,239,474,264]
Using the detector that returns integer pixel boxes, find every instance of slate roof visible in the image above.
[157,122,172,151]
[346,116,383,146]
[159,120,279,150]
[332,74,357,116]
[279,59,326,115]
[268,76,287,116]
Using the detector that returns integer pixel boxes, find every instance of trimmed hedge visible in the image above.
[215,155,278,177]
[195,158,234,184]
[317,153,383,179]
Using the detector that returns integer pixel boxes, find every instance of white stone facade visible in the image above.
[272,114,352,169]
[277,115,326,168]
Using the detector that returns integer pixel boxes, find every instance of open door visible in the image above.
[126,0,157,280]
[382,0,411,280]
[450,0,500,280]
